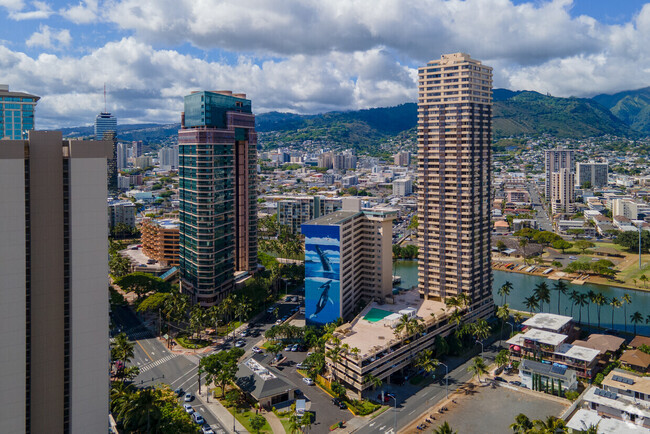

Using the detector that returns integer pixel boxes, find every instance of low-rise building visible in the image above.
[566,408,639,433]
[141,219,180,266]
[619,349,650,373]
[582,385,650,429]
[505,189,530,204]
[235,355,297,409]
[518,359,578,392]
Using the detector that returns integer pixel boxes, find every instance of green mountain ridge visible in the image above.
[593,87,650,133]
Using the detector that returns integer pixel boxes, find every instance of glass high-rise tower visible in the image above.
[179,90,257,306]
[94,112,118,193]
[417,53,494,318]
[0,84,39,140]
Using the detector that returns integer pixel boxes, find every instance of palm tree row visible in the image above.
[510,414,570,434]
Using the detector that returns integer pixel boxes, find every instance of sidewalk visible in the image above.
[196,389,249,434]
[263,411,285,434]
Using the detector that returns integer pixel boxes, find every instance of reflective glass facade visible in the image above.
[0,86,39,140]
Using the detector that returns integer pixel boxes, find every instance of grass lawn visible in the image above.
[279,416,294,433]
[217,321,243,337]
[228,407,272,434]
[175,335,211,349]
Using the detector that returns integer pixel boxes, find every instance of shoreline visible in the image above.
[492,265,650,294]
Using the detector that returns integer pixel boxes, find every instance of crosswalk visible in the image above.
[139,354,179,373]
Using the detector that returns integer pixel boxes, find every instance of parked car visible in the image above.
[569,256,577,260]
[184,393,193,402]
[202,425,215,434]
[285,296,292,302]
[174,387,184,397]
[296,363,310,370]
[267,306,275,313]
[509,380,522,387]
[235,340,246,348]
[291,344,300,352]
[376,393,391,403]
[252,346,263,354]
[240,330,249,337]
[494,376,507,383]
[193,412,204,424]
[275,319,283,325]
[303,377,315,386]
[332,398,347,409]
[285,345,293,351]
[184,404,194,413]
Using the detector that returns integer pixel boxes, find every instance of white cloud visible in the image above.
[0,38,417,128]
[9,0,52,20]
[0,0,25,10]
[60,0,98,24]
[26,25,72,49]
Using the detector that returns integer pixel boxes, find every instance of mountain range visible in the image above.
[59,87,650,151]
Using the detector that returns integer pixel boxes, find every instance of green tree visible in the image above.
[533,282,550,313]
[640,274,648,288]
[622,293,632,333]
[610,297,622,330]
[510,413,533,433]
[432,422,457,434]
[467,356,488,383]
[115,272,168,300]
[497,304,510,340]
[415,349,439,377]
[364,373,383,390]
[574,240,595,253]
[498,281,513,305]
[524,295,539,314]
[109,254,131,277]
[532,415,566,433]
[201,348,244,398]
[472,318,491,341]
[552,239,572,253]
[495,349,509,369]
[249,414,267,433]
[594,292,609,329]
[553,280,568,315]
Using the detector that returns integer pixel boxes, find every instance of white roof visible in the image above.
[555,343,600,363]
[522,313,572,332]
[583,387,650,418]
[566,409,643,434]
[518,328,568,347]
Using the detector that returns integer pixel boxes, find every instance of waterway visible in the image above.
[393,260,650,336]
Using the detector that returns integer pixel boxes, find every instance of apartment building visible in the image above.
[392,178,413,197]
[141,218,180,266]
[417,52,493,318]
[545,148,574,198]
[273,195,343,234]
[301,199,396,325]
[394,151,410,166]
[0,131,111,434]
[108,199,136,230]
[577,161,608,188]
[179,90,257,305]
[551,168,575,214]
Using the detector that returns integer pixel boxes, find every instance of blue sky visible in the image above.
[2,0,650,128]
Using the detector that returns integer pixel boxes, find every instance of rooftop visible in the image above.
[571,334,625,355]
[522,313,572,332]
[619,349,650,369]
[235,355,297,400]
[304,210,360,226]
[566,409,641,434]
[630,336,650,349]
[519,359,574,380]
[554,343,600,363]
[333,288,447,357]
[511,328,568,347]
[583,386,650,418]
[603,370,650,396]
[0,84,40,101]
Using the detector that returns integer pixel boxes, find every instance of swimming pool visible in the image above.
[363,308,394,323]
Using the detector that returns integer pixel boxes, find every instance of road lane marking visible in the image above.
[409,410,416,415]
[136,340,153,362]
[170,367,196,387]
[139,354,180,373]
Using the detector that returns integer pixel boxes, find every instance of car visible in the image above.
[202,426,215,434]
[303,377,315,386]
[193,412,205,424]
[291,344,300,352]
[285,296,292,302]
[235,340,246,348]
[332,398,347,409]
[184,404,194,413]
[252,346,263,354]
[569,256,577,260]
[494,376,507,383]
[275,319,283,325]
[285,345,293,351]
[293,296,299,302]
[184,393,193,402]
[296,363,310,370]
[274,353,284,362]
[240,330,249,337]
[376,393,391,403]
[267,306,275,313]
[282,316,289,321]
[509,380,522,386]
[307,352,314,357]
[174,387,184,397]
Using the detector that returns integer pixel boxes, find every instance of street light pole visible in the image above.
[388,395,397,433]
[476,340,484,357]
[439,362,449,399]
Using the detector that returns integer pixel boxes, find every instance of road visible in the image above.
[111,298,303,433]
[527,184,553,232]
[355,346,499,434]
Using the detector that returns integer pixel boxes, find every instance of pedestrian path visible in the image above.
[139,353,179,373]
[263,411,285,434]
[195,389,249,434]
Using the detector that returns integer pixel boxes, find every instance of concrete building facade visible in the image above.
[108,200,137,229]
[551,168,575,214]
[179,90,257,306]
[394,151,410,166]
[0,131,111,434]
[417,52,493,317]
[577,161,608,188]
[392,177,413,196]
[141,219,180,266]
[0,84,39,140]
[545,148,574,198]
[274,195,342,234]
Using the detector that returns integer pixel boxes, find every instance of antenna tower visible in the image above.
[104,83,107,113]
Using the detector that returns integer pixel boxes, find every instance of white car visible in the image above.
[184,393,193,402]
[303,377,315,386]
[184,404,194,414]
[252,346,263,354]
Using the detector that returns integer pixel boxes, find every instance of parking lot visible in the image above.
[425,384,569,434]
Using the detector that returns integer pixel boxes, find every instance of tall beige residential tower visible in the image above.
[0,131,111,434]
[417,53,493,315]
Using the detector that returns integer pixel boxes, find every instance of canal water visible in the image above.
[393,260,650,336]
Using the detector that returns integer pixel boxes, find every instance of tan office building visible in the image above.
[0,131,111,434]
[417,53,493,316]
[141,218,180,266]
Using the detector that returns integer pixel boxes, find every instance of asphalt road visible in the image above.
[111,298,304,433]
[355,346,499,434]
[527,184,553,232]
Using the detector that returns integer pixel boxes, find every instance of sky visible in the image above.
[2,0,650,128]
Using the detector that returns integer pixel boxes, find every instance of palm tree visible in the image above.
[513,311,524,328]
[534,282,551,313]
[117,387,163,432]
[587,290,596,326]
[519,237,528,258]
[364,373,383,390]
[610,297,622,330]
[524,295,539,314]
[631,311,644,335]
[553,280,568,315]
[498,281,513,305]
[432,422,457,434]
[497,304,510,340]
[576,293,588,325]
[594,293,609,329]
[467,356,488,383]
[532,415,566,434]
[415,349,440,377]
[449,309,464,334]
[622,293,632,333]
[472,318,491,342]
[568,290,579,317]
[510,413,533,434]
[641,274,648,288]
